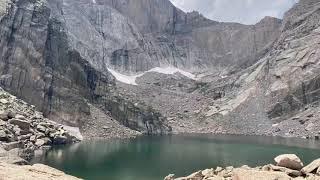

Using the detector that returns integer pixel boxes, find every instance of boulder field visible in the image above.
[0,87,81,163]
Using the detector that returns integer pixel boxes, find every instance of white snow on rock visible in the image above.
[107,68,139,85]
[107,67,198,86]
[92,0,96,4]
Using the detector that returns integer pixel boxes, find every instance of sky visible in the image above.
[170,0,299,25]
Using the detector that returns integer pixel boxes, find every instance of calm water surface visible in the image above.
[32,135,320,180]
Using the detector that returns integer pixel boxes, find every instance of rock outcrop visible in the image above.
[275,154,304,170]
[0,87,80,161]
[165,154,320,180]
[0,162,82,180]
[0,0,172,136]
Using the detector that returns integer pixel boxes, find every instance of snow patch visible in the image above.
[107,68,139,85]
[108,67,198,86]
[92,0,96,4]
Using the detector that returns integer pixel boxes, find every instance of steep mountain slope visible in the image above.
[0,0,317,139]
[110,0,320,138]
[0,0,171,136]
[45,0,282,74]
[193,0,320,138]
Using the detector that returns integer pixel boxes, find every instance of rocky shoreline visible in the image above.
[0,87,81,164]
[165,154,320,180]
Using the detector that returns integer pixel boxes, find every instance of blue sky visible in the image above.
[170,0,299,24]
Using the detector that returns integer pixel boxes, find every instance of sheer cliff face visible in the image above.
[44,0,283,74]
[265,0,320,118]
[209,0,320,136]
[0,0,311,136]
[0,0,171,135]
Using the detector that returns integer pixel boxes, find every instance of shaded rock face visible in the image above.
[0,0,318,138]
[96,0,282,73]
[0,0,171,135]
[43,0,282,74]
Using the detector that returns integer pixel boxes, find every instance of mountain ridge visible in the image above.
[1,0,319,139]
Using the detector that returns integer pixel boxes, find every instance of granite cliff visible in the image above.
[0,0,318,139]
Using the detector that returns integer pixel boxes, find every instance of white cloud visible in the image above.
[170,0,298,24]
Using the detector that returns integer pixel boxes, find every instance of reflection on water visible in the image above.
[32,135,320,180]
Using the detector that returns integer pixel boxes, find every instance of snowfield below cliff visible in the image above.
[107,67,199,85]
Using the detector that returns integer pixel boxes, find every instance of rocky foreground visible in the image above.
[0,88,82,179]
[0,162,81,180]
[165,154,320,180]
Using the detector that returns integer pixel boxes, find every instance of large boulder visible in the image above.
[301,159,320,174]
[35,139,46,147]
[14,114,26,120]
[232,169,291,180]
[0,130,7,141]
[8,119,30,131]
[0,155,29,165]
[274,154,304,170]
[0,111,9,121]
[269,164,302,177]
[0,162,82,179]
[52,135,68,145]
[2,142,22,151]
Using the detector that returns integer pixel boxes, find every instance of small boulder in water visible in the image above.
[274,154,303,170]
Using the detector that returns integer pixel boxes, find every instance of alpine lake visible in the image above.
[31,135,320,180]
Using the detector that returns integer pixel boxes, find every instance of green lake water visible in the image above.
[31,135,320,180]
